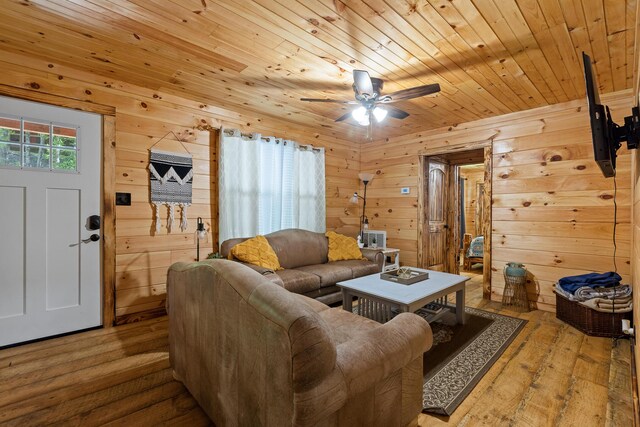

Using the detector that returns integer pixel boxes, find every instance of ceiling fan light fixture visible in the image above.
[372,106,388,123]
[301,71,440,125]
[352,106,367,123]
[357,116,370,126]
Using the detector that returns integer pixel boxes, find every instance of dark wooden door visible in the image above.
[426,158,450,271]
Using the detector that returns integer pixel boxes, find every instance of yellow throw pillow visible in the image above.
[229,235,283,270]
[325,231,366,262]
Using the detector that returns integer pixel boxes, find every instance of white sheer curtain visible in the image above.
[218,129,326,244]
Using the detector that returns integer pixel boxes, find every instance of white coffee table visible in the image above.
[337,268,469,324]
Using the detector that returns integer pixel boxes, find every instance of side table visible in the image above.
[361,247,400,272]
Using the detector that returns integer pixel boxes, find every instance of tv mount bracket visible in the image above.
[608,105,640,152]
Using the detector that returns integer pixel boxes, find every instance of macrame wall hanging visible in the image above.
[149,131,193,233]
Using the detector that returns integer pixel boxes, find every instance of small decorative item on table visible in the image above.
[397,266,412,279]
[380,268,429,285]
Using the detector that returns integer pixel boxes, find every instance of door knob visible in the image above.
[82,234,100,243]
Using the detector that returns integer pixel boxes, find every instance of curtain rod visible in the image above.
[222,128,322,152]
[223,128,270,141]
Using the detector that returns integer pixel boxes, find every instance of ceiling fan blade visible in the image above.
[384,106,410,120]
[353,70,374,97]
[300,98,357,104]
[380,83,441,103]
[335,111,353,122]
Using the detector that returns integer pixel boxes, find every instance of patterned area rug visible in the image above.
[420,306,527,416]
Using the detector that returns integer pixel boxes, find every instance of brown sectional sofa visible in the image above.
[220,228,384,305]
[167,259,433,426]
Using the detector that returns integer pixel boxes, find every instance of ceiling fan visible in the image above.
[300,70,441,126]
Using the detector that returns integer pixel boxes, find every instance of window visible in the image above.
[218,130,326,244]
[0,116,78,172]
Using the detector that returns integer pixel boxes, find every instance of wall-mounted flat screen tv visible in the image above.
[582,52,617,178]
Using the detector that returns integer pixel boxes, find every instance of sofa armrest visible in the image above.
[335,313,432,395]
[362,251,385,271]
[235,261,274,275]
[234,262,285,287]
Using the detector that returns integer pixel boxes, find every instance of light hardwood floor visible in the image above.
[0,274,633,426]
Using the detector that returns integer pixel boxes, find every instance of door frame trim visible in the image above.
[0,85,117,327]
[417,142,493,298]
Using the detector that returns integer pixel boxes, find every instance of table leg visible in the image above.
[456,286,466,324]
[342,289,353,312]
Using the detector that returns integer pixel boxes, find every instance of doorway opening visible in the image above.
[460,163,485,275]
[418,145,492,298]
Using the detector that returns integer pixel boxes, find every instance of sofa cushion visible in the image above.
[313,290,343,306]
[325,231,365,262]
[220,229,329,269]
[301,284,341,298]
[229,235,282,270]
[328,260,379,278]
[295,263,353,288]
[275,269,321,294]
[266,229,329,269]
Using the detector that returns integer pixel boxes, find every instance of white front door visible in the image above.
[0,95,102,347]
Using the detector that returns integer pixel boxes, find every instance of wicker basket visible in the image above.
[502,274,529,312]
[555,292,632,337]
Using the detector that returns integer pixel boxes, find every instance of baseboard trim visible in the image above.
[115,307,167,325]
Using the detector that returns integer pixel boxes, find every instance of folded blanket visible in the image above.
[555,285,578,301]
[574,284,631,301]
[579,297,633,313]
[558,272,621,294]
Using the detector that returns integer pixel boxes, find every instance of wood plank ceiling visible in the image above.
[0,0,636,141]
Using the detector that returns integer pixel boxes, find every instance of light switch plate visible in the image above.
[401,187,410,194]
[115,192,131,206]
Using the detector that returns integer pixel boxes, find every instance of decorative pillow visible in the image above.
[325,231,365,262]
[229,235,283,270]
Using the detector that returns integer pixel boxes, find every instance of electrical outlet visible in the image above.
[401,187,410,194]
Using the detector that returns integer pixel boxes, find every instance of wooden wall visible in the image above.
[459,165,485,237]
[362,90,633,312]
[0,51,359,323]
